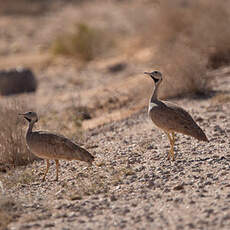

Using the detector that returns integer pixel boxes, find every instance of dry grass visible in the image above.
[0,101,37,167]
[145,0,230,97]
[51,23,114,62]
[0,99,85,169]
[38,103,85,142]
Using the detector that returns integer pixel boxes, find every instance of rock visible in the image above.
[173,184,184,191]
[187,223,195,228]
[0,181,4,194]
[70,194,82,201]
[146,215,154,222]
[213,125,225,133]
[0,67,37,95]
[0,164,8,173]
[74,106,92,120]
[110,194,117,201]
[196,117,204,122]
[44,223,55,228]
[108,62,126,73]
[147,180,155,188]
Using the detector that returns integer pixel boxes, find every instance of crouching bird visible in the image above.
[144,71,208,161]
[19,111,94,181]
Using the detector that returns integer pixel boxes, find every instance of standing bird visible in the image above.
[19,111,94,181]
[144,71,208,161]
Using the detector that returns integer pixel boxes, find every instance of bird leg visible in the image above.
[42,160,50,182]
[172,132,175,144]
[166,132,175,161]
[55,160,59,181]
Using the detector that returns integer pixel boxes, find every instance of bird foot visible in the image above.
[167,152,171,161]
[166,151,175,161]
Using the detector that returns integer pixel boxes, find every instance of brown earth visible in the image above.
[0,1,230,230]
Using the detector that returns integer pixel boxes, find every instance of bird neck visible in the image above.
[26,121,35,137]
[150,82,160,103]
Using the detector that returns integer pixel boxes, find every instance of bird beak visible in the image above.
[18,113,26,116]
[144,72,151,75]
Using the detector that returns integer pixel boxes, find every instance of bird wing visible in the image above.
[29,131,91,160]
[164,101,197,124]
[149,100,207,140]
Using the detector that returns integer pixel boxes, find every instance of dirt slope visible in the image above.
[0,71,229,230]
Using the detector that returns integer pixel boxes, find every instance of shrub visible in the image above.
[51,23,113,61]
[0,101,37,167]
[146,0,230,97]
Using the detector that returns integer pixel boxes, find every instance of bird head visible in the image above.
[144,70,162,84]
[19,111,38,123]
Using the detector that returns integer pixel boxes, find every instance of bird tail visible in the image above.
[194,127,209,142]
[78,147,95,165]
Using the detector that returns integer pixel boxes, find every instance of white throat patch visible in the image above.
[148,102,158,112]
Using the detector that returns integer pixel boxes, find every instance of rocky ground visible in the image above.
[0,71,229,230]
[0,1,230,229]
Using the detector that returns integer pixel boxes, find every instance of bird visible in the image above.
[19,111,94,181]
[144,70,208,161]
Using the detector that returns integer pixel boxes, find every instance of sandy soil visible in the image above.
[0,72,228,230]
[0,1,230,230]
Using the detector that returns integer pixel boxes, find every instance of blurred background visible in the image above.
[0,0,230,166]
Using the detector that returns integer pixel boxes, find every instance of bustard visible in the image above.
[144,71,208,161]
[19,112,94,181]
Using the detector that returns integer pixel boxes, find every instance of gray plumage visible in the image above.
[144,71,208,160]
[20,111,94,181]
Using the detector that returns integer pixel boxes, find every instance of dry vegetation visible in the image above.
[51,23,114,61]
[145,0,230,97]
[37,102,85,142]
[0,101,36,168]
[47,0,230,97]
